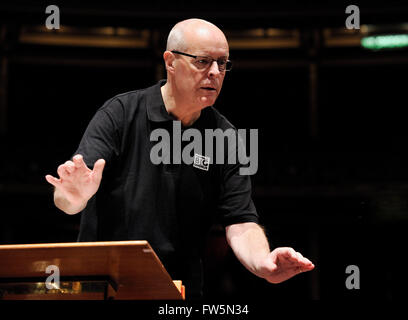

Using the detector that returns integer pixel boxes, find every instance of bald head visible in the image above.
[166,18,228,52]
[162,19,229,113]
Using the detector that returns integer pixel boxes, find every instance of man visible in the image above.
[45,18,314,298]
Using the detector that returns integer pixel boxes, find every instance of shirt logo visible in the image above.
[193,154,210,171]
[150,121,259,175]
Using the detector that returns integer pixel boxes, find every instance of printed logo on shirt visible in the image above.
[193,154,210,171]
[150,121,258,175]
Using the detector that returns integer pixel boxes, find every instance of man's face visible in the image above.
[172,28,229,110]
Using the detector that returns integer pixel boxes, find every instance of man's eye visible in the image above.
[196,58,210,65]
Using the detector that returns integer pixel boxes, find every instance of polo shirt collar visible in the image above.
[146,79,176,122]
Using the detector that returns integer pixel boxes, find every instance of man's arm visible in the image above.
[225,222,315,283]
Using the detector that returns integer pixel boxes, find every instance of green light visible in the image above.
[361,34,408,50]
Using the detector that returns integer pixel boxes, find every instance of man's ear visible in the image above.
[163,51,175,73]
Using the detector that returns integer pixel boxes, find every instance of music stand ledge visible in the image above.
[0,241,185,300]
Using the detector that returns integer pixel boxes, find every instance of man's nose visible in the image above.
[208,60,221,77]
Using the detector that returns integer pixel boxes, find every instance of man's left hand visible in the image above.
[257,247,315,284]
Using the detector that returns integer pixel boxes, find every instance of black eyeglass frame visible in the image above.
[171,50,232,72]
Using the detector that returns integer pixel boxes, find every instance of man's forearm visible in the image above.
[225,222,271,278]
[54,188,87,215]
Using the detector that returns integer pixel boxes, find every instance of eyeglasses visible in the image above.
[171,50,232,72]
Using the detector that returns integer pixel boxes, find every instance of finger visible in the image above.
[302,260,315,270]
[64,160,75,174]
[92,159,106,183]
[72,154,88,170]
[276,247,295,257]
[294,252,314,266]
[298,263,315,272]
[295,252,307,264]
[290,265,306,276]
[294,255,315,271]
[288,250,311,266]
[45,174,61,188]
[301,257,314,266]
[286,247,297,258]
[281,248,298,261]
[57,164,71,179]
[265,254,278,272]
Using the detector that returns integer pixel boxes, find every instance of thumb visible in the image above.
[265,254,278,273]
[45,174,61,188]
[92,159,106,183]
[257,252,278,274]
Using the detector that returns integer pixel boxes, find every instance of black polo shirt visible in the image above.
[74,79,259,298]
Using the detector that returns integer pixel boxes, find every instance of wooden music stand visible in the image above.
[0,241,185,300]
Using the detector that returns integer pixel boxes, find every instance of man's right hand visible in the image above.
[45,154,105,214]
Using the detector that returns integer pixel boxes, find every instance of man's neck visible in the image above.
[161,84,201,127]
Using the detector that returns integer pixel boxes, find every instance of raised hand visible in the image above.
[45,154,105,214]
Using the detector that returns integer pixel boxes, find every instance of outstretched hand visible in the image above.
[258,247,315,284]
[45,154,105,208]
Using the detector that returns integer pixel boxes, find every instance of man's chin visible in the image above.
[198,95,217,107]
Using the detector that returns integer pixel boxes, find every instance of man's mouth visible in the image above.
[201,87,216,91]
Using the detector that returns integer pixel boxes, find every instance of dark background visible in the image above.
[1,0,408,301]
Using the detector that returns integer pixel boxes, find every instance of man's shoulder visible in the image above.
[98,84,155,113]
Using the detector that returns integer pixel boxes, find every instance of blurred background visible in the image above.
[1,0,408,300]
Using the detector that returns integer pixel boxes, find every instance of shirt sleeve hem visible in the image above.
[221,214,259,228]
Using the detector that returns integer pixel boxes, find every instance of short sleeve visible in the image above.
[75,98,124,242]
[74,99,124,169]
[216,128,259,227]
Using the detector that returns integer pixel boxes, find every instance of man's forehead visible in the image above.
[184,25,228,48]
[196,50,229,58]
[186,38,229,57]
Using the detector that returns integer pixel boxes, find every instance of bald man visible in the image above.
[46,19,314,299]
